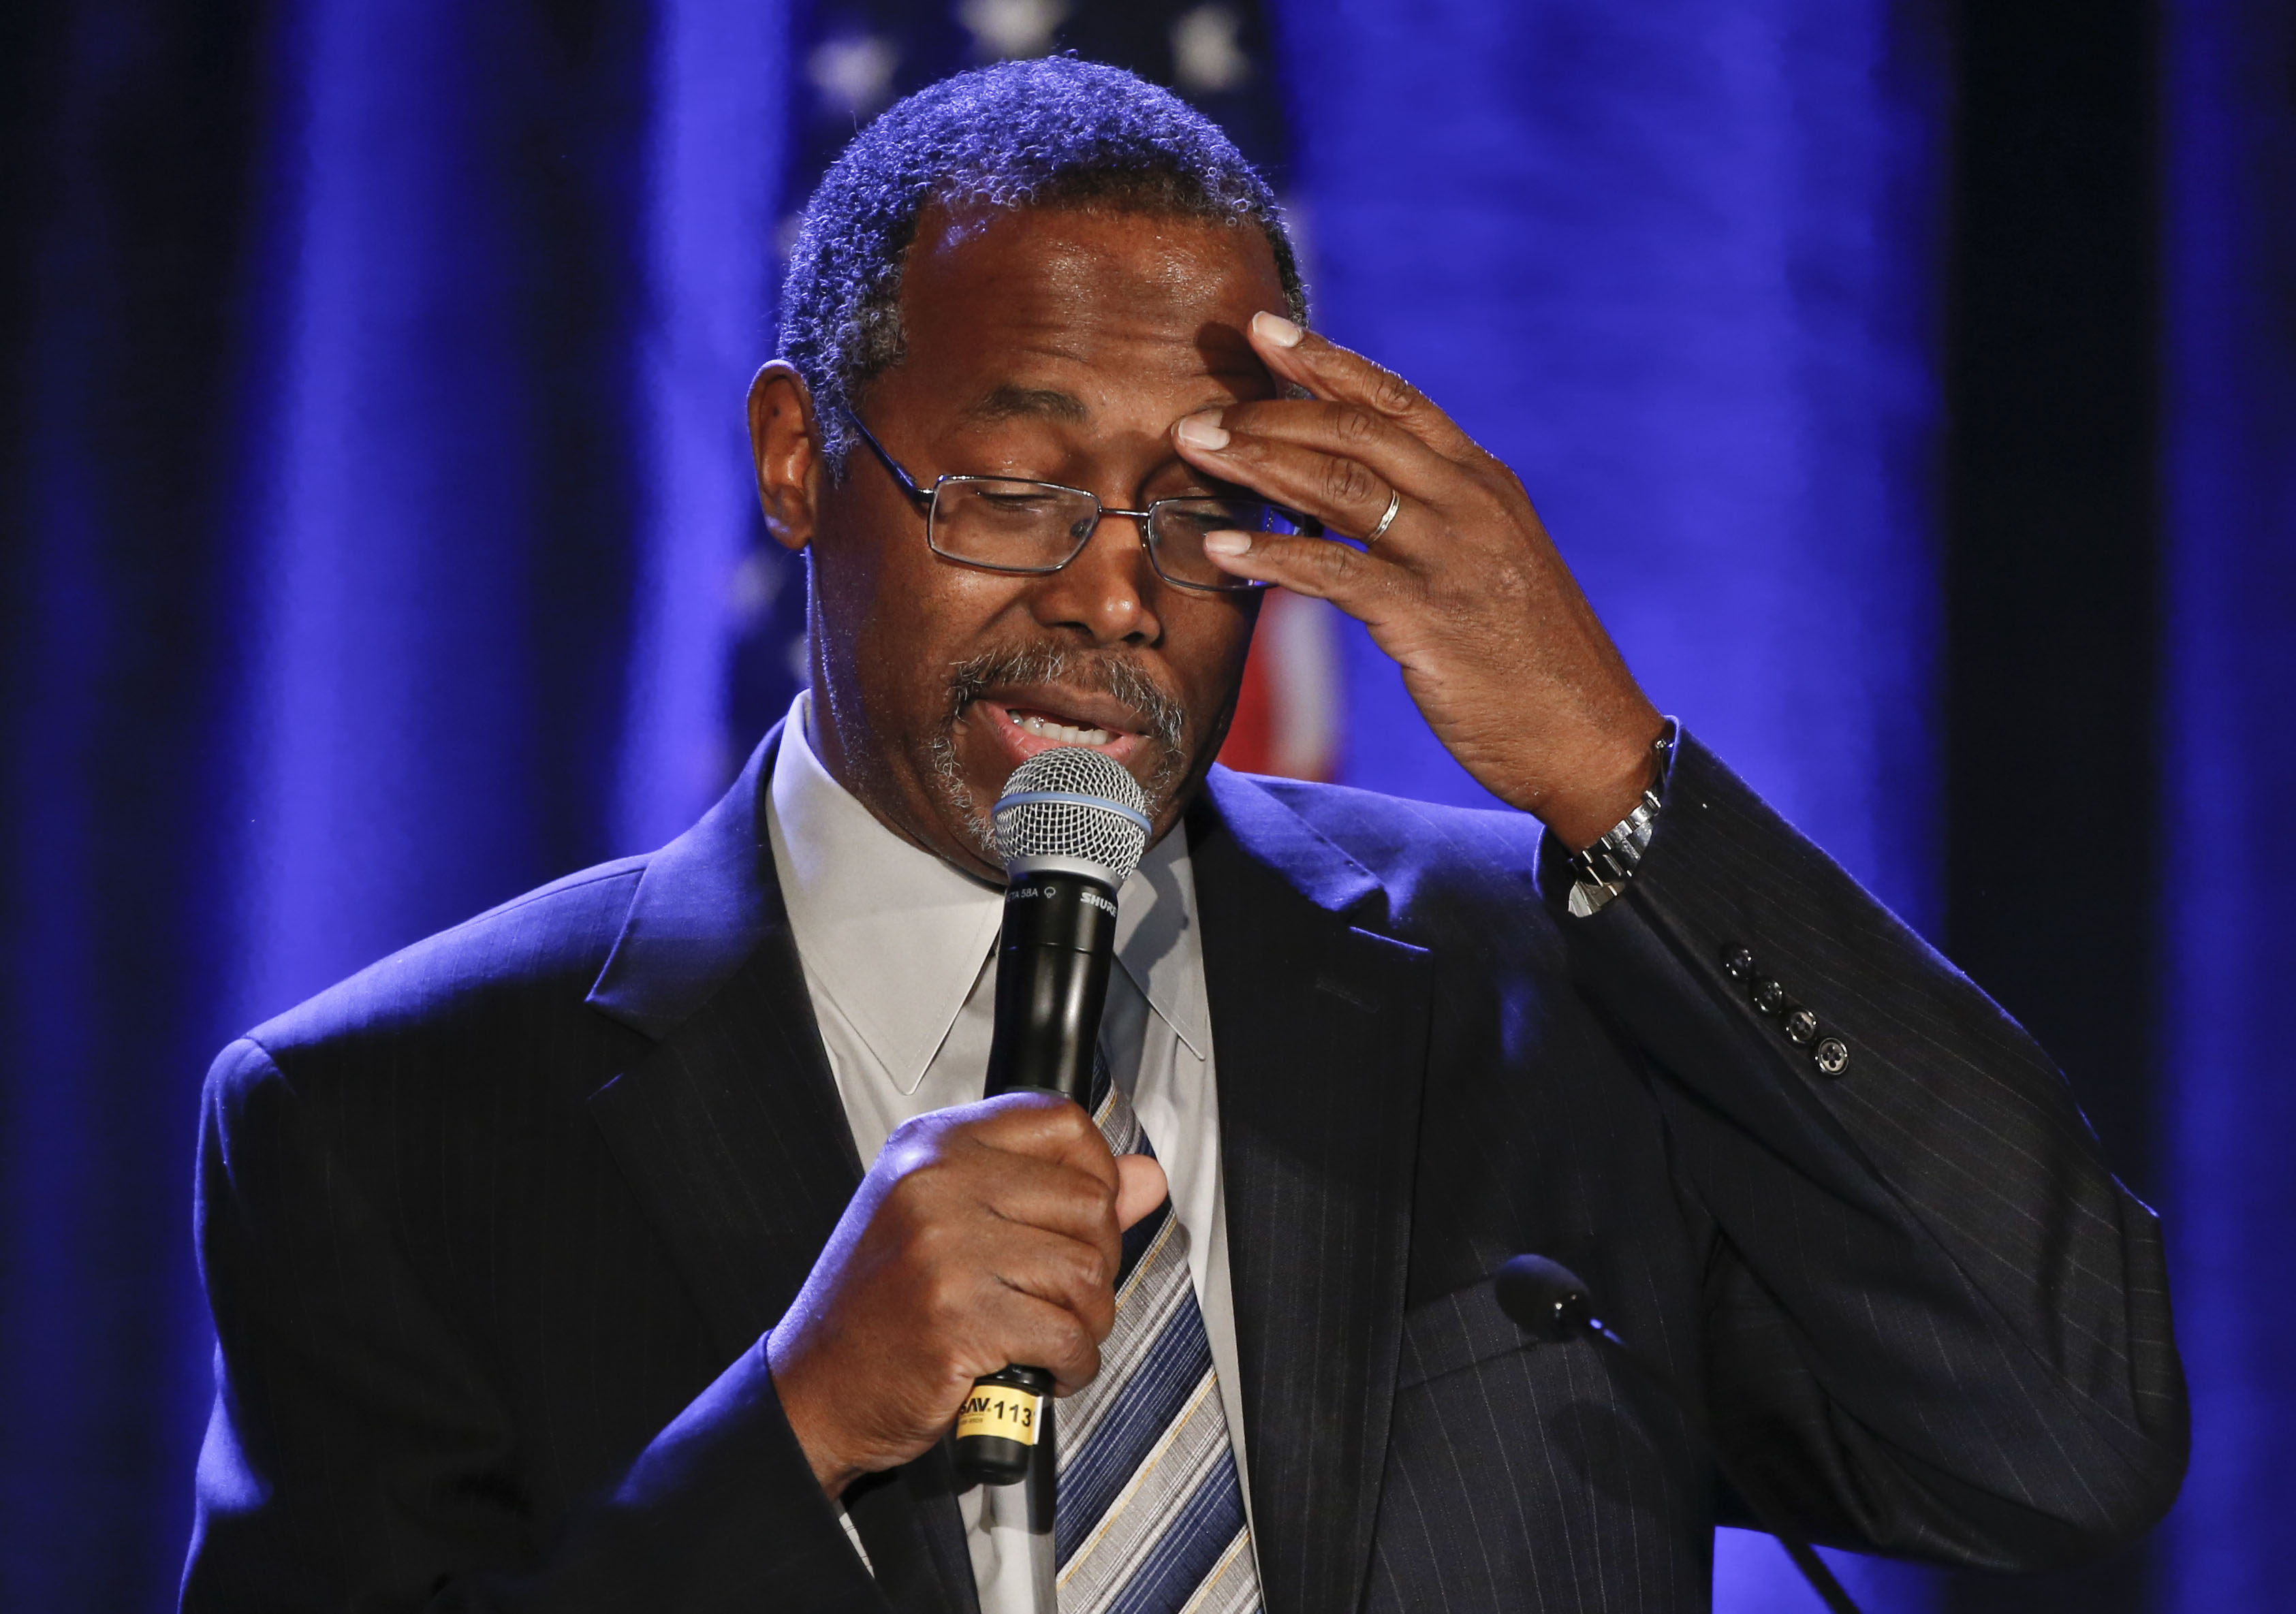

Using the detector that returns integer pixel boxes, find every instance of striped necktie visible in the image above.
[1053,1060,1262,1614]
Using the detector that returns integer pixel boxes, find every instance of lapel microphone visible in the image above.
[954,747,1152,1490]
[1495,1254,1868,1614]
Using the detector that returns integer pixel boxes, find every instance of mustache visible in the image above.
[943,644,1189,752]
[928,643,1195,864]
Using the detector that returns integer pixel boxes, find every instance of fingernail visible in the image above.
[1175,411,1229,451]
[1201,531,1252,557]
[1253,311,1304,348]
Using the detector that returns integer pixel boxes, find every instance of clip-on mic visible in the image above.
[1496,1254,1867,1614]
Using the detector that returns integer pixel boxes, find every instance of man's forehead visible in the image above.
[897,203,1281,411]
[952,334,1267,426]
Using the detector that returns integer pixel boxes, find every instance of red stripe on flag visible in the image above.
[1216,590,1339,781]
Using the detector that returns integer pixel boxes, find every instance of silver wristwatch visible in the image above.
[1564,728,1676,918]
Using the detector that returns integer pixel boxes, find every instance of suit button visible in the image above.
[1782,1007,1819,1046]
[1813,1037,1851,1077]
[1751,978,1787,1015]
[1722,945,1756,981]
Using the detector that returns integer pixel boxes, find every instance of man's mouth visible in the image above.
[972,694,1146,765]
[1003,706,1118,747]
[930,648,1193,860]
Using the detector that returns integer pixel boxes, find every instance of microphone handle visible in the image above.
[954,872,1118,1487]
[984,870,1118,1100]
[1583,1327,1866,1614]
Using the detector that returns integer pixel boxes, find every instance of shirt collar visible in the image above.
[766,693,1209,1092]
[1114,818,1210,1062]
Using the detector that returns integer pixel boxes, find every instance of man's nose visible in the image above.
[1026,512,1161,647]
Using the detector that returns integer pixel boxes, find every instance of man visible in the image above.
[184,59,2185,1613]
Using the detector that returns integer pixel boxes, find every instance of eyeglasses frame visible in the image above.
[842,409,1320,595]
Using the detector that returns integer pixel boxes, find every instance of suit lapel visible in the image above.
[582,725,977,1614]
[1192,770,1430,1614]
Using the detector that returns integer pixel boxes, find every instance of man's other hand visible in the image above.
[1174,312,1667,850]
[766,1092,1169,1499]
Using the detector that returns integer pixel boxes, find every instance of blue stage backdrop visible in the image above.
[2160,0,2296,1606]
[1,1,2284,1610]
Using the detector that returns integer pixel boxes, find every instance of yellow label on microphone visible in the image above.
[956,1387,1042,1446]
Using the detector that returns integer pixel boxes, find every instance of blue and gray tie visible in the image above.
[1052,1066,1262,1614]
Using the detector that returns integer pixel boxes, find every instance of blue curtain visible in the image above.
[3,6,267,1609]
[2160,0,2296,1605]
[236,0,655,1021]
[234,0,789,1019]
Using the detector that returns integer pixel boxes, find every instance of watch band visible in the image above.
[1569,787,1663,885]
[1564,727,1676,917]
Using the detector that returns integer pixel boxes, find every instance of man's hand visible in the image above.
[1175,312,1665,849]
[767,1092,1169,1498]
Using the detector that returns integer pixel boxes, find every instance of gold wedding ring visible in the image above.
[1366,488,1403,545]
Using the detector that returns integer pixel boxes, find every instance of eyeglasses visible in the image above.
[844,411,1320,594]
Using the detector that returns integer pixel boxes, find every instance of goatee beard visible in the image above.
[928,644,1191,866]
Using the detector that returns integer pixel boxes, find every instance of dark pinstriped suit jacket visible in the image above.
[183,726,2185,1612]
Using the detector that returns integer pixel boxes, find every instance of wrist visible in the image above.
[1560,719,1677,919]
[1545,715,1669,851]
[769,1328,865,1500]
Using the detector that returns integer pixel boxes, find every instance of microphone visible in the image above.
[1495,1255,1868,1614]
[954,748,1152,1489]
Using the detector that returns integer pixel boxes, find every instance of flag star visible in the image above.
[1171,5,1251,93]
[808,33,900,116]
[958,0,1067,61]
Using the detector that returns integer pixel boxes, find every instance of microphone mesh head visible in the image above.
[993,748,1151,887]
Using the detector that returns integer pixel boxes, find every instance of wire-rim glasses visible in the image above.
[845,410,1319,594]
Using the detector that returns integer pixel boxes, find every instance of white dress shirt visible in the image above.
[764,695,1254,1607]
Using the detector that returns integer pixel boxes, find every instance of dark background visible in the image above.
[1940,0,2158,1604]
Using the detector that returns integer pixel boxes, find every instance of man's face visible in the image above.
[792,203,1287,879]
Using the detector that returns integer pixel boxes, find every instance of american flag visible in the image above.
[726,0,1340,783]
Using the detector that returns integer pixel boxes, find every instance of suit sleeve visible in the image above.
[182,1037,889,1614]
[1542,733,2186,1571]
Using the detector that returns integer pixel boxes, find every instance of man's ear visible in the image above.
[746,361,822,554]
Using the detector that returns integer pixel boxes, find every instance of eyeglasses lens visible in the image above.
[930,479,1099,573]
[1148,500,1300,588]
[927,479,1297,591]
